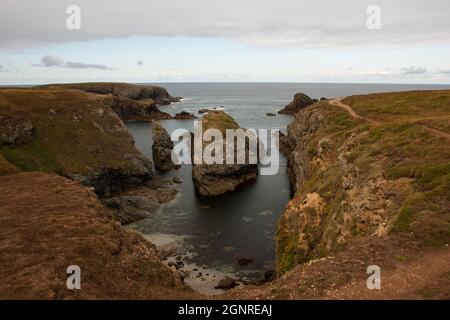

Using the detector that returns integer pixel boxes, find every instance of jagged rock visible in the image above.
[215,277,237,290]
[278,132,291,155]
[278,92,314,114]
[192,111,258,197]
[266,112,276,117]
[0,117,33,145]
[236,257,253,266]
[198,108,210,114]
[104,183,178,224]
[152,121,180,172]
[174,111,197,119]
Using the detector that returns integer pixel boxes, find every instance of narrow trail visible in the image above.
[329,97,450,142]
[320,248,450,300]
[329,97,381,125]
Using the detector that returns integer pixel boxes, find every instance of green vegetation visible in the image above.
[0,89,147,177]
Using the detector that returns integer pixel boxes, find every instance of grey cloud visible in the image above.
[0,64,3,72]
[65,61,111,70]
[35,55,111,70]
[1,0,450,49]
[400,66,427,75]
[137,60,144,66]
[41,55,64,67]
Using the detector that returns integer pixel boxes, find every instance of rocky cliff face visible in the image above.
[152,121,180,172]
[0,172,193,299]
[278,92,314,115]
[192,111,258,196]
[38,83,180,122]
[276,92,450,274]
[0,88,154,196]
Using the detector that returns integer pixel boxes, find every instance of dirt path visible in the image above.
[422,125,450,142]
[320,247,450,300]
[329,97,381,125]
[330,97,450,142]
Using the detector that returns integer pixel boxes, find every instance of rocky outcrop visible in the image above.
[0,172,193,299]
[38,83,179,122]
[192,111,258,196]
[0,116,33,145]
[0,89,154,196]
[278,92,314,115]
[38,82,181,105]
[101,95,172,122]
[174,111,197,120]
[104,179,179,224]
[152,121,180,172]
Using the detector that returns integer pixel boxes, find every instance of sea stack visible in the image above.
[192,111,258,196]
[278,92,314,115]
[152,121,180,172]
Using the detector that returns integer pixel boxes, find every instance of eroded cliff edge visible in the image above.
[226,90,450,299]
[277,91,450,274]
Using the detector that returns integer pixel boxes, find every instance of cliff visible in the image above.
[0,172,194,299]
[226,90,450,299]
[0,88,153,196]
[277,90,450,273]
[37,83,179,121]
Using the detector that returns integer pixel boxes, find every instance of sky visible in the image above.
[0,0,449,85]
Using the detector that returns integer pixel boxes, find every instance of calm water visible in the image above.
[127,82,450,290]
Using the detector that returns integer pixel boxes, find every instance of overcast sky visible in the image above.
[0,0,449,84]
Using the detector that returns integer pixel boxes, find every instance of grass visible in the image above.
[277,90,450,274]
[0,89,146,177]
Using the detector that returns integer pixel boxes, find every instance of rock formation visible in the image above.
[277,92,314,115]
[174,111,197,119]
[152,121,180,172]
[0,88,154,196]
[38,83,179,122]
[0,172,193,299]
[192,111,258,196]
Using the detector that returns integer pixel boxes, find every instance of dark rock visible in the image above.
[198,109,210,114]
[320,97,328,101]
[214,277,237,290]
[278,132,291,155]
[264,269,275,282]
[236,257,254,266]
[152,121,180,172]
[278,92,314,115]
[174,111,197,120]
[266,112,276,117]
[172,176,183,184]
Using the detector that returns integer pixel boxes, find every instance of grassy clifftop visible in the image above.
[0,88,153,195]
[277,90,450,274]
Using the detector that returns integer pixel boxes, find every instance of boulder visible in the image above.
[215,277,237,290]
[192,111,258,197]
[174,111,197,120]
[198,108,210,114]
[236,257,253,266]
[266,112,276,117]
[278,92,314,115]
[152,121,180,171]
